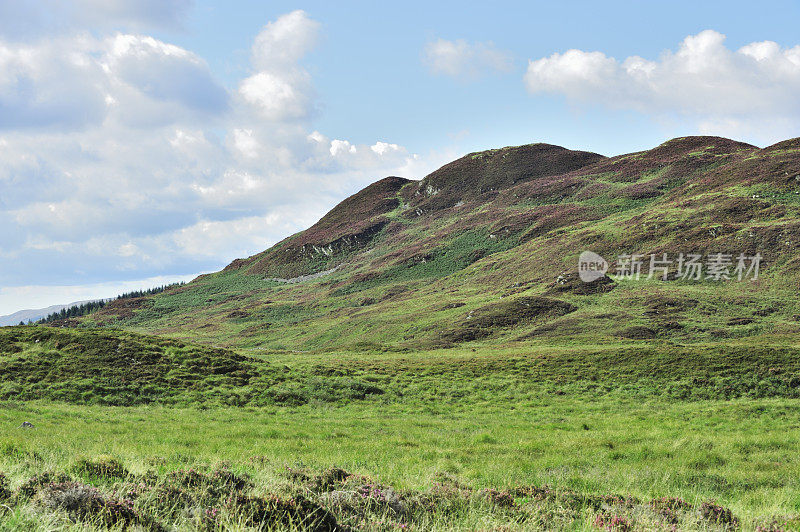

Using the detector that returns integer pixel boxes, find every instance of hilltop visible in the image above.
[77,136,800,350]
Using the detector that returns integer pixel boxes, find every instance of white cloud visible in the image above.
[104,33,227,119]
[231,129,260,159]
[238,10,319,122]
[0,36,107,129]
[424,38,513,79]
[239,70,311,121]
[0,9,427,303]
[0,32,227,130]
[370,141,402,156]
[171,211,316,259]
[524,30,800,141]
[250,9,320,70]
[330,139,356,156]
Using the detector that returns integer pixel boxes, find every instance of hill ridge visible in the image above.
[81,135,800,351]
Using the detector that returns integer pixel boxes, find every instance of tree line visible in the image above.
[31,282,186,325]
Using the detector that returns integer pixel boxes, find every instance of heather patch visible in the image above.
[0,471,11,501]
[220,493,340,531]
[699,500,739,528]
[594,512,632,531]
[17,471,73,499]
[35,480,155,529]
[0,451,797,530]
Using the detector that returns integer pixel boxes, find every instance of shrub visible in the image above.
[699,500,739,527]
[309,467,353,492]
[583,493,640,511]
[36,481,154,529]
[594,512,632,531]
[355,484,407,516]
[649,496,692,524]
[162,466,252,503]
[224,493,339,531]
[0,472,11,501]
[18,471,72,499]
[284,466,367,493]
[480,488,515,508]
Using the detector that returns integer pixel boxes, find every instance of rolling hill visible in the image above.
[6,135,800,532]
[75,136,800,351]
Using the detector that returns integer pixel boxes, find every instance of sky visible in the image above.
[1,0,800,315]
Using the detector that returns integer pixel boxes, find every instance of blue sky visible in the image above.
[1,0,800,315]
[168,0,800,155]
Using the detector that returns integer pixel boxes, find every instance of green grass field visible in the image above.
[1,328,800,530]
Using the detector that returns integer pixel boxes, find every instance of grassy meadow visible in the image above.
[1,328,800,530]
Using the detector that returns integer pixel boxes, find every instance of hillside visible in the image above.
[78,136,800,350]
[7,135,800,532]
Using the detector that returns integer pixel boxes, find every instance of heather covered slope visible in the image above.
[81,136,800,350]
[400,143,605,213]
[225,176,412,279]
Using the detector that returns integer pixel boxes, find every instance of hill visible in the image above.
[7,135,800,530]
[77,136,800,351]
[0,326,255,405]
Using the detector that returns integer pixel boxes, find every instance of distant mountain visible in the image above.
[83,136,800,350]
[0,300,103,326]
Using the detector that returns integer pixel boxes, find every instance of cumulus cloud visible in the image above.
[238,10,319,122]
[0,9,428,312]
[524,30,800,140]
[0,36,107,129]
[371,141,402,156]
[0,32,227,130]
[424,38,513,79]
[250,9,320,70]
[239,70,312,121]
[104,34,228,118]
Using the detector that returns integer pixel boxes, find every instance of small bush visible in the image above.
[162,466,252,503]
[480,488,515,508]
[18,471,72,499]
[309,467,353,492]
[284,466,366,493]
[594,512,632,531]
[225,493,339,531]
[699,500,739,527]
[0,472,11,501]
[37,481,153,529]
[649,496,692,524]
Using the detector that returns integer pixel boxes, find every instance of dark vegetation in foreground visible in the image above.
[1,461,796,531]
[2,326,800,407]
